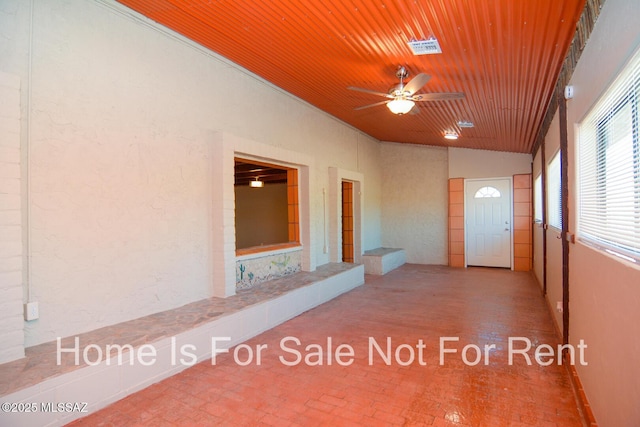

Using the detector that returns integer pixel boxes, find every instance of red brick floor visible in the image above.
[69,265,584,426]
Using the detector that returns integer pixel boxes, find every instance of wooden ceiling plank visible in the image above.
[117,0,586,153]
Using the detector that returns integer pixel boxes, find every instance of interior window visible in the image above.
[234,159,299,253]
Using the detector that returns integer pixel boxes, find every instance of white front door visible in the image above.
[465,179,512,268]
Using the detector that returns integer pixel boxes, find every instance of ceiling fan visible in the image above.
[348,66,465,115]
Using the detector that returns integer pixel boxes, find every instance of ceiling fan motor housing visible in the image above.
[395,66,410,80]
[388,84,405,96]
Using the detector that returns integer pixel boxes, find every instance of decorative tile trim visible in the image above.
[236,249,302,289]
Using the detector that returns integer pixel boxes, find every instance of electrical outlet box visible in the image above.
[556,301,563,313]
[24,302,39,321]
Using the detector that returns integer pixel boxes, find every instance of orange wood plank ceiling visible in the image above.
[117,0,585,154]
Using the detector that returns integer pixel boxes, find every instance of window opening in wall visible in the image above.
[341,181,354,263]
[474,186,501,198]
[578,48,640,263]
[234,159,300,255]
[547,150,562,230]
[534,174,543,223]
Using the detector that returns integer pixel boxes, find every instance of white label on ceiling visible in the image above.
[407,38,442,55]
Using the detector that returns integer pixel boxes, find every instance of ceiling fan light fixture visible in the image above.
[387,98,415,115]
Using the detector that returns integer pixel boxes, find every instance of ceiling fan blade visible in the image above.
[354,100,389,111]
[347,86,393,98]
[403,73,431,95]
[414,92,465,101]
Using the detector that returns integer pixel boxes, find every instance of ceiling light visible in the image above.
[387,98,415,115]
[444,131,459,140]
[250,177,264,188]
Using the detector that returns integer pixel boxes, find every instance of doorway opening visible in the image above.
[341,181,354,263]
[465,178,513,268]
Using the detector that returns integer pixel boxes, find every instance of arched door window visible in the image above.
[474,186,501,198]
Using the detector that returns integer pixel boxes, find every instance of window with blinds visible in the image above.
[547,151,562,230]
[534,174,543,223]
[577,48,640,263]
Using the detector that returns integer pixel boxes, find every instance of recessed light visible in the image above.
[444,131,459,140]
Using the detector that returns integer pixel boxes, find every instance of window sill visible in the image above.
[236,243,302,261]
[577,237,639,266]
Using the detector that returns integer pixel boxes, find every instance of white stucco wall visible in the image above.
[0,0,382,348]
[380,143,448,265]
[448,147,532,178]
[0,71,24,364]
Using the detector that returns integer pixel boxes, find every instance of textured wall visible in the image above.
[0,0,382,347]
[380,143,448,265]
[448,147,532,178]
[0,71,24,364]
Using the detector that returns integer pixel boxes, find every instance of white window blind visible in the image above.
[547,151,562,230]
[577,48,640,263]
[534,174,543,223]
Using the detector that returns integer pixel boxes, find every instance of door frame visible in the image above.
[328,167,363,264]
[464,177,514,270]
[341,180,355,263]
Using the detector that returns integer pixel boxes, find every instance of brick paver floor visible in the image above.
[69,264,584,426]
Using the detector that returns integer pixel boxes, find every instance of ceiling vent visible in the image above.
[407,38,442,55]
[457,120,475,128]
